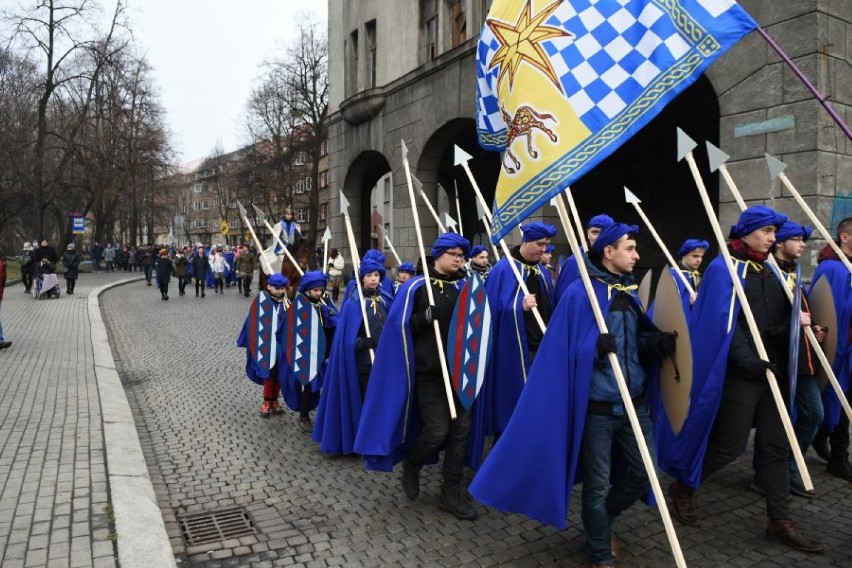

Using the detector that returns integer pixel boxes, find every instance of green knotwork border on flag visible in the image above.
[492,0,722,237]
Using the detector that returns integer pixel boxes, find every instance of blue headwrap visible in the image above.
[520,222,557,242]
[588,214,615,229]
[398,262,416,274]
[298,270,327,292]
[469,245,487,258]
[591,223,640,253]
[677,239,710,258]
[359,259,386,280]
[728,205,787,239]
[268,273,289,288]
[545,244,555,254]
[431,233,471,258]
[363,249,386,265]
[775,221,813,243]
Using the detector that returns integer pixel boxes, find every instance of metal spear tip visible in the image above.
[442,212,457,230]
[251,203,266,221]
[400,139,409,161]
[339,192,351,217]
[676,127,697,162]
[237,201,247,217]
[412,174,424,195]
[454,145,473,166]
[765,153,787,180]
[476,199,487,220]
[623,186,641,204]
[705,141,730,173]
[322,227,332,242]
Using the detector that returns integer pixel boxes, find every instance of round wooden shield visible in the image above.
[652,270,693,435]
[638,269,653,312]
[809,276,838,392]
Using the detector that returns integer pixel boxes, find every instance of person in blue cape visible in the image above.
[394,262,416,293]
[312,259,392,455]
[664,206,822,553]
[354,233,477,521]
[223,245,237,289]
[810,217,852,482]
[555,214,614,305]
[473,221,556,466]
[469,222,675,566]
[662,238,709,315]
[758,221,825,498]
[284,270,339,433]
[236,273,292,417]
[275,207,302,253]
[541,243,556,282]
[345,249,394,299]
[466,245,492,281]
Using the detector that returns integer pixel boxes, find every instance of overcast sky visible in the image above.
[1,0,328,165]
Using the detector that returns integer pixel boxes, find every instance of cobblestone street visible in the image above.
[101,280,852,567]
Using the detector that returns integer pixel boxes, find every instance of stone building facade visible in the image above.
[327,0,852,277]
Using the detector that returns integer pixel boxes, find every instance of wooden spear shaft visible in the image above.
[238,209,273,275]
[322,240,329,273]
[454,180,464,237]
[402,152,457,419]
[553,195,687,568]
[252,206,305,276]
[564,190,589,251]
[459,161,546,334]
[684,151,813,490]
[384,234,403,266]
[629,200,695,295]
[342,211,375,364]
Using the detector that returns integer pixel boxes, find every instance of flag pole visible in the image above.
[764,153,852,275]
[553,194,687,568]
[237,202,274,275]
[756,27,852,142]
[339,192,375,363]
[455,148,546,334]
[678,128,812,490]
[384,233,403,266]
[563,190,589,252]
[624,187,695,295]
[401,140,457,419]
[454,180,464,237]
[251,204,305,277]
[707,142,852,424]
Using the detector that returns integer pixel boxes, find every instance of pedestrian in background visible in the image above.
[92,242,104,272]
[327,248,345,303]
[210,245,230,294]
[61,243,81,295]
[104,244,115,272]
[173,248,189,296]
[155,249,174,301]
[140,246,154,285]
[0,250,10,349]
[20,242,35,294]
[192,246,209,298]
[237,243,256,297]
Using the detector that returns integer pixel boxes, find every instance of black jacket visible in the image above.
[409,265,466,380]
[191,253,209,278]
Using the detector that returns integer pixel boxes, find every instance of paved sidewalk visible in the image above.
[0,273,174,568]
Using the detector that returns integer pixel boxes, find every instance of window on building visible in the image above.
[320,139,328,157]
[347,30,359,96]
[319,170,328,188]
[296,208,307,223]
[319,203,328,221]
[202,201,209,210]
[366,20,377,88]
[305,176,312,191]
[193,182,205,193]
[383,177,391,203]
[294,151,306,166]
[422,0,439,61]
[451,0,466,47]
[296,180,305,194]
[180,205,186,214]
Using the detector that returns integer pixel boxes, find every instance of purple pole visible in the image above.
[757,27,852,142]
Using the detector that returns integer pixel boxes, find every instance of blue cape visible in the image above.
[655,255,746,487]
[469,275,652,529]
[555,254,581,307]
[312,295,380,454]
[810,256,852,431]
[224,251,236,281]
[353,277,426,471]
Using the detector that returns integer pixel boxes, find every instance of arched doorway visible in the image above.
[341,150,392,254]
[417,118,501,248]
[570,74,720,273]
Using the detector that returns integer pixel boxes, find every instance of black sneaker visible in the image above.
[0,341,11,349]
[438,485,477,521]
[790,477,814,499]
[401,460,420,500]
[812,435,830,463]
[826,458,852,481]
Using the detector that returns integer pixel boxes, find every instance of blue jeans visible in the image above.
[791,374,824,480]
[581,406,653,565]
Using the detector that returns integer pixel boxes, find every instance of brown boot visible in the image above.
[668,481,698,526]
[270,400,285,415]
[299,416,313,433]
[259,399,272,418]
[765,519,824,553]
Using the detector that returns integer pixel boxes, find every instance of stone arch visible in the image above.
[341,150,392,254]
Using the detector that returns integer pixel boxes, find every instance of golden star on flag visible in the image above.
[487,0,571,93]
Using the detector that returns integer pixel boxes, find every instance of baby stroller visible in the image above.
[33,259,61,299]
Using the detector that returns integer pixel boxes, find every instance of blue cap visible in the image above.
[469,245,487,258]
[545,244,555,253]
[398,262,416,274]
[677,239,710,258]
[520,222,557,242]
[775,221,813,243]
[268,273,289,288]
[728,205,787,239]
[363,249,386,265]
[298,270,327,292]
[588,214,615,229]
[431,233,471,258]
[591,223,639,253]
[359,259,386,280]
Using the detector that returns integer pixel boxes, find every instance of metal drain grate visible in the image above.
[178,508,257,547]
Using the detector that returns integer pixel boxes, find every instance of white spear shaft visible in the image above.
[679,129,812,490]
[708,144,852,423]
[322,227,331,273]
[384,233,403,266]
[564,190,589,252]
[237,202,273,275]
[251,204,304,276]
[457,160,546,333]
[340,194,374,363]
[625,187,695,295]
[554,194,687,568]
[413,175,447,232]
[454,180,464,237]
[401,141,456,419]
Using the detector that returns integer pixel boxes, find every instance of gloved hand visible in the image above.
[742,357,778,379]
[425,304,443,324]
[356,336,378,351]
[596,333,617,359]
